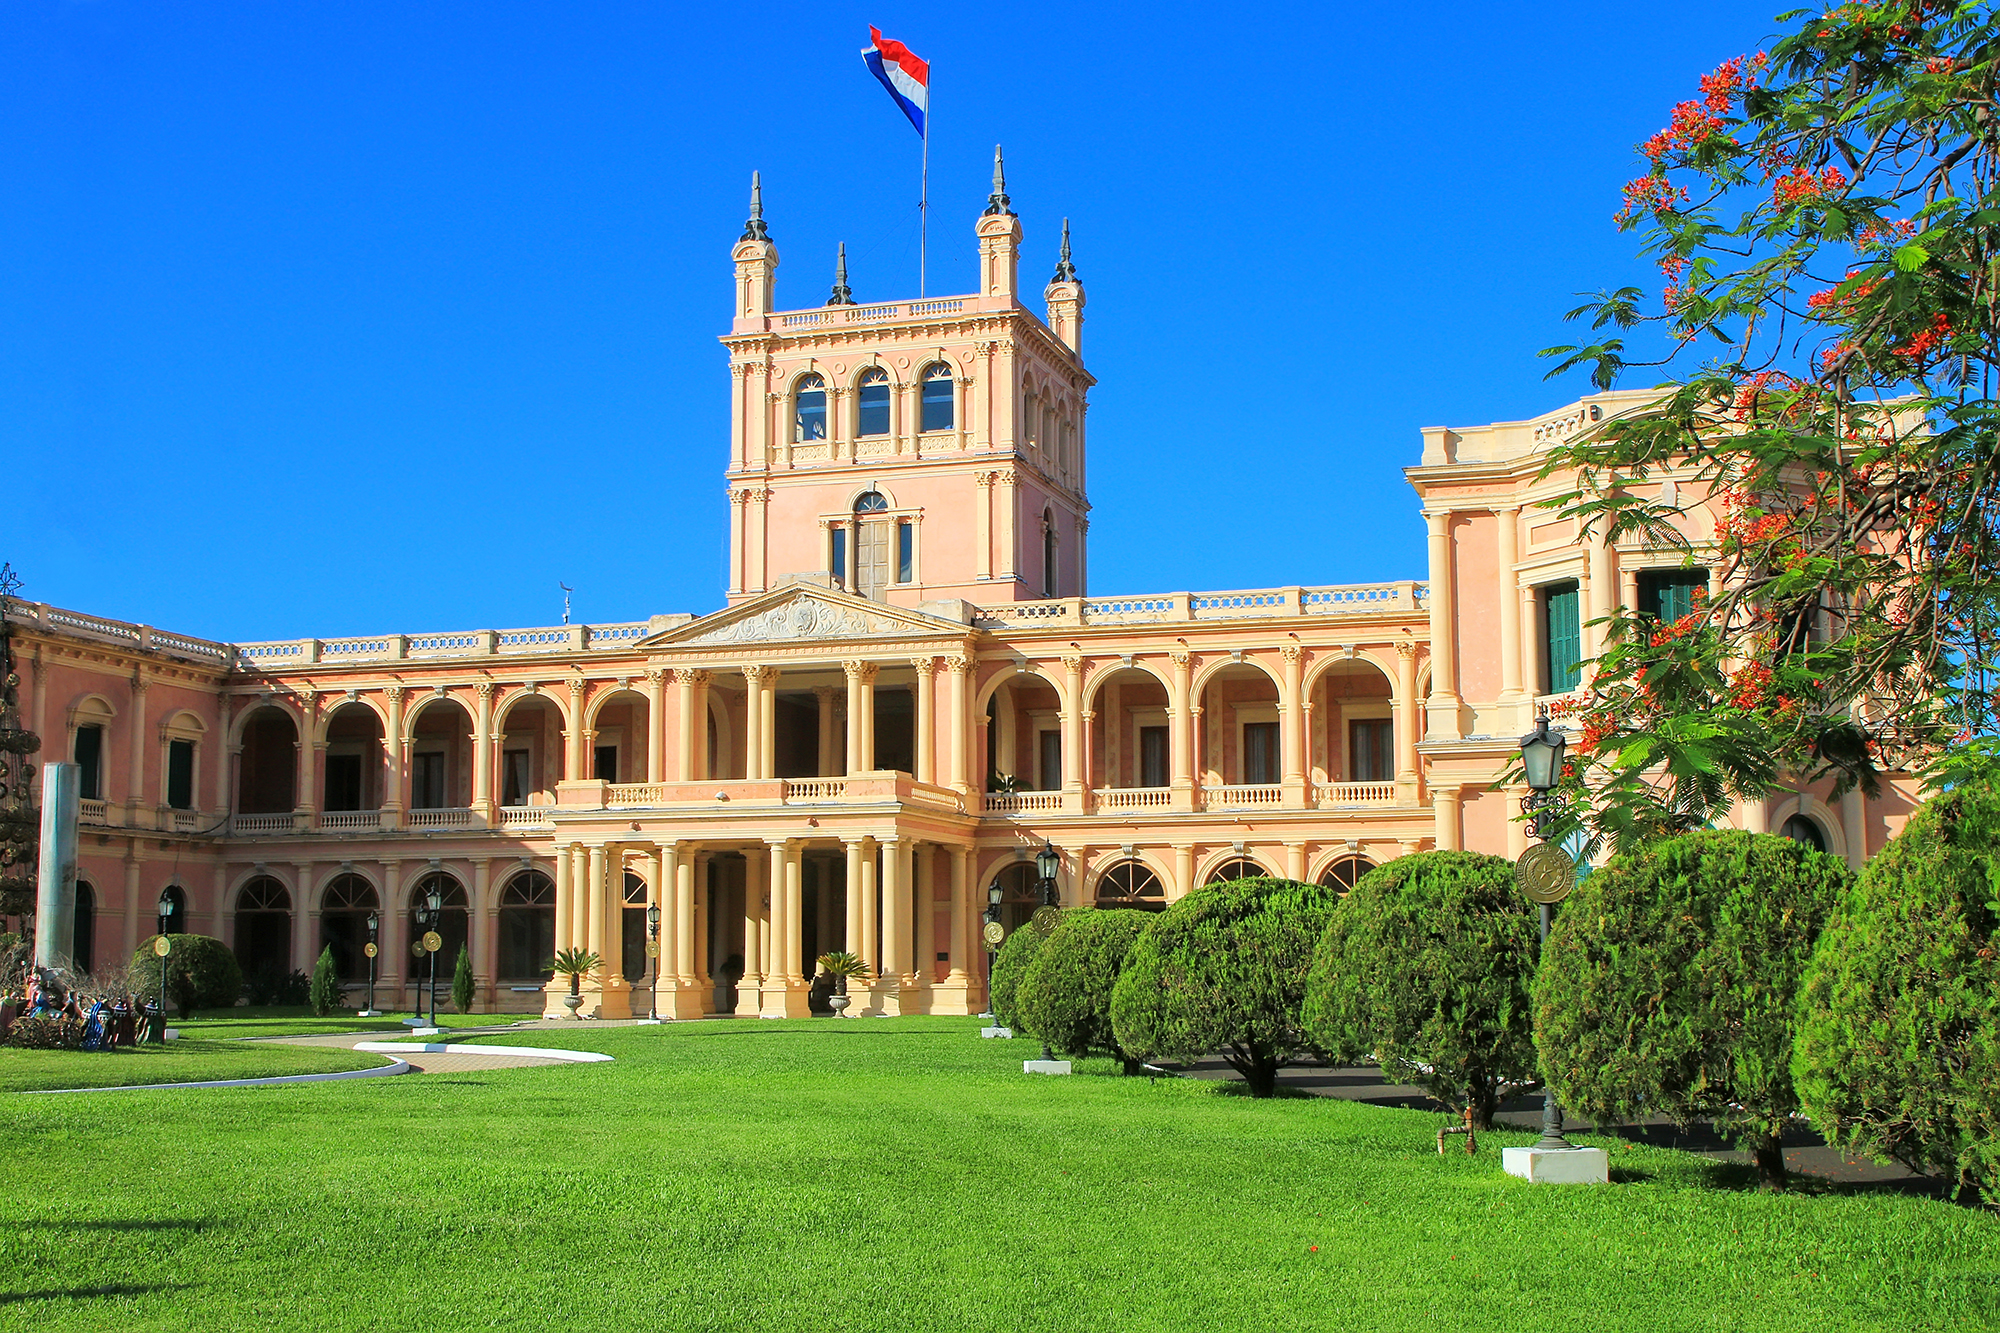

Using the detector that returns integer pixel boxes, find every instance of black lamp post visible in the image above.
[1519,710,1577,1151]
[424,883,443,1027]
[647,902,663,1021]
[153,889,177,1044]
[365,911,379,1016]
[984,881,1004,1017]
[1035,842,1061,907]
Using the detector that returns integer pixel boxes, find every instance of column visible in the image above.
[742,665,768,780]
[814,687,838,777]
[124,855,144,956]
[645,670,667,784]
[764,842,790,998]
[290,860,313,976]
[741,852,765,997]
[785,841,805,984]
[1740,795,1769,834]
[1280,645,1306,804]
[126,672,150,825]
[1424,512,1461,740]
[563,678,587,784]
[947,845,970,982]
[586,845,606,985]
[1284,843,1307,881]
[656,845,676,986]
[1432,785,1462,852]
[1497,507,1525,714]
[470,857,493,1008]
[859,837,881,978]
[844,661,877,773]
[675,669,703,781]
[760,669,778,781]
[1061,655,1084,806]
[729,489,747,596]
[1169,649,1195,811]
[881,837,906,1000]
[1395,642,1420,790]
[844,839,865,960]
[472,683,496,823]
[1586,521,1615,662]
[975,472,995,581]
[382,861,406,994]
[1173,845,1195,901]
[675,845,696,986]
[383,686,408,821]
[1841,788,1868,869]
[569,843,589,960]
[552,842,572,953]
[293,704,315,819]
[913,658,937,784]
[692,853,711,994]
[996,472,1019,582]
[946,655,972,792]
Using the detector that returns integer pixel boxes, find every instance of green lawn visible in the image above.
[0,1040,386,1094]
[0,1018,1992,1332]
[170,1007,533,1041]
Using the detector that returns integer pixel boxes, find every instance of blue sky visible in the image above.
[2,1,1778,642]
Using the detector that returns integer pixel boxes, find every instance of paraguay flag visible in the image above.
[863,27,928,136]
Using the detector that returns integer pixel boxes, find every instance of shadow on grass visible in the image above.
[17,1218,215,1234]
[1208,1083,1320,1101]
[0,1283,194,1305]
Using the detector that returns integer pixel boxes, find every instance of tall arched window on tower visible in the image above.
[1042,509,1058,598]
[857,368,890,437]
[920,363,954,433]
[794,374,827,442]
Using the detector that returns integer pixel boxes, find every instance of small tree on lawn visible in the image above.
[1111,878,1340,1097]
[451,944,475,1015]
[131,933,243,1019]
[1793,774,2000,1201]
[1534,829,1849,1188]
[988,919,1047,1031]
[1304,852,1537,1128]
[307,945,341,1017]
[1016,908,1152,1072]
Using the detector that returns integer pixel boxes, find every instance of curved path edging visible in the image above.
[353,1042,613,1063]
[19,1056,412,1094]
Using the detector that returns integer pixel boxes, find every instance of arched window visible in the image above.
[794,374,827,442]
[407,872,469,999]
[920,363,955,432]
[1096,860,1166,911]
[1042,509,1058,598]
[1780,814,1828,854]
[234,875,293,978]
[857,368,890,437]
[320,873,379,982]
[1317,856,1376,893]
[853,490,889,514]
[622,870,650,985]
[1204,857,1269,886]
[72,879,95,975]
[499,870,556,981]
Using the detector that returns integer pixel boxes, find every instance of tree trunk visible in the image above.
[1468,1077,1499,1131]
[1752,1128,1787,1190]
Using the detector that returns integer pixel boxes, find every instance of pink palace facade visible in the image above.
[5,167,1921,1016]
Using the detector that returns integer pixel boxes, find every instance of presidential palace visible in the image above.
[4,167,1921,1016]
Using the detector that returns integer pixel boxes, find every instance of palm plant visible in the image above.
[548,947,601,998]
[814,950,871,995]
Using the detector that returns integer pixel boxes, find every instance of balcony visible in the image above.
[231,813,295,836]
[406,808,475,831]
[972,581,1427,629]
[1315,782,1399,808]
[1202,784,1284,811]
[318,810,383,833]
[983,791,1065,816]
[498,806,555,832]
[1093,787,1171,813]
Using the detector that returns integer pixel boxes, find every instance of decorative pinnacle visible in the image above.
[1051,218,1078,283]
[983,144,1013,217]
[827,242,855,306]
[740,170,771,242]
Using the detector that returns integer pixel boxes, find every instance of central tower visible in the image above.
[718,153,1093,609]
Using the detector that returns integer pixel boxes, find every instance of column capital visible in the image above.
[1169,648,1192,668]
[643,668,666,687]
[1280,644,1304,664]
[673,667,711,687]
[742,664,774,685]
[1060,653,1084,674]
[944,655,973,675]
[910,656,937,677]
[1395,640,1417,660]
[475,680,497,700]
[382,684,407,705]
[842,660,879,683]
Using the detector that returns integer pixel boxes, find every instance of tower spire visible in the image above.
[983,145,1013,217]
[827,242,855,306]
[740,170,770,242]
[1051,218,1077,283]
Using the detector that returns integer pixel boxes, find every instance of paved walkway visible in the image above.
[268,1029,573,1075]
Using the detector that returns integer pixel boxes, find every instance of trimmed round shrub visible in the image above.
[1110,877,1340,1097]
[1793,779,2000,1199]
[131,933,243,1018]
[988,917,1048,1030]
[1016,907,1152,1070]
[1303,851,1535,1127]
[1533,830,1849,1187]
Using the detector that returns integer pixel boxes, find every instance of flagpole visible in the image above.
[919,88,929,297]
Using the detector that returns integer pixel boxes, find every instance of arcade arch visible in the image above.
[236,704,298,813]
[322,702,385,812]
[1195,661,1283,787]
[1084,665,1173,791]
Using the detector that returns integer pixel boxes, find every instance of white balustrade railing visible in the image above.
[1316,782,1399,807]
[974,582,1426,628]
[7,602,233,665]
[1203,784,1283,810]
[771,298,968,332]
[498,807,554,831]
[783,778,848,802]
[234,620,656,668]
[406,808,474,830]
[232,813,295,836]
[983,791,1065,816]
[80,799,109,825]
[606,784,666,809]
[318,810,382,832]
[1093,787,1171,812]
[168,809,207,833]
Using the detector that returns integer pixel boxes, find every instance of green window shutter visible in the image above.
[1544,582,1582,694]
[1637,568,1708,623]
[166,739,195,810]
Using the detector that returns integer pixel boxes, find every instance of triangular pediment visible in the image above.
[642,586,966,650]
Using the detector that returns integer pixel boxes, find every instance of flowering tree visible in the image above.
[1540,3,2000,844]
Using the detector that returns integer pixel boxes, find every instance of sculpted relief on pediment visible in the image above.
[674,595,942,647]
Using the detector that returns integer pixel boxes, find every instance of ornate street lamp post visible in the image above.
[363,911,379,1016]
[1032,843,1062,1060]
[646,902,662,1022]
[412,885,444,1028]
[1518,710,1578,1152]
[982,881,1005,1017]
[152,889,177,1044]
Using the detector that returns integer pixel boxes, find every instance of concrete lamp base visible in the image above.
[1503,1145,1609,1184]
[356,1010,386,1018]
[981,1026,1014,1039]
[408,1026,443,1038]
[632,1018,664,1025]
[1023,1059,1072,1075]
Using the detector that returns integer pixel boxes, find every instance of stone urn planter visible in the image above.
[550,947,601,1022]
[561,992,584,1018]
[816,950,871,1018]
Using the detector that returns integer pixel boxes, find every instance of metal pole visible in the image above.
[428,948,438,1027]
[1534,900,1570,1149]
[918,90,929,298]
